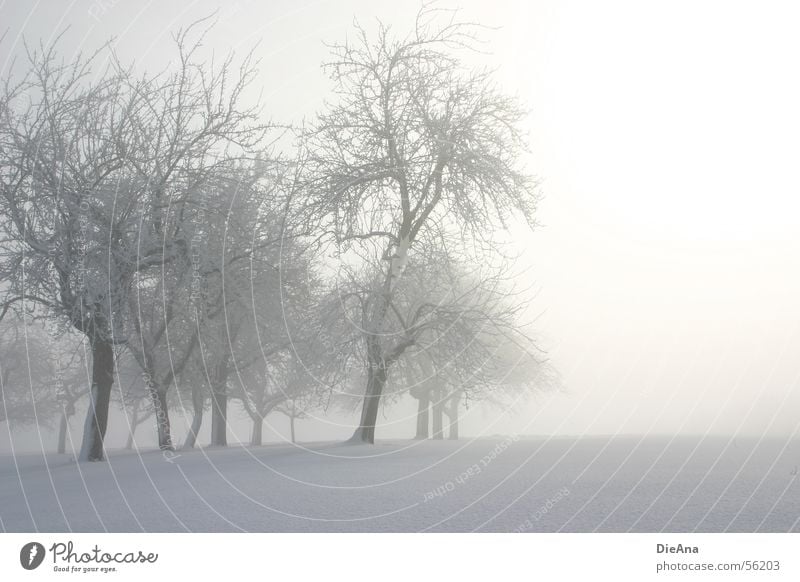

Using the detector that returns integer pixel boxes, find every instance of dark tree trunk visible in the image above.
[348,363,387,444]
[210,386,228,446]
[57,410,69,454]
[208,354,230,447]
[349,289,397,445]
[415,391,430,439]
[250,417,263,446]
[78,338,115,462]
[289,413,296,444]
[184,385,205,449]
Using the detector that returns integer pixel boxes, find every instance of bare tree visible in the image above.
[0,317,59,428]
[112,356,154,450]
[362,250,554,441]
[242,340,324,446]
[0,318,96,453]
[122,398,153,450]
[188,193,253,448]
[0,24,270,460]
[275,399,308,444]
[305,7,538,443]
[179,351,210,450]
[412,332,559,441]
[53,334,90,454]
[126,263,198,450]
[182,155,308,447]
[234,354,294,446]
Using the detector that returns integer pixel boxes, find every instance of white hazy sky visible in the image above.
[2,0,799,449]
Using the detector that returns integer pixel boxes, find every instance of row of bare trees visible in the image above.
[0,8,554,461]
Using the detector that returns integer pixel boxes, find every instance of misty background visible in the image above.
[2,0,799,454]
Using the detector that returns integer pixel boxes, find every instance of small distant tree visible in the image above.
[275,399,307,444]
[0,318,59,428]
[233,245,323,446]
[417,333,559,441]
[53,335,90,454]
[112,355,153,450]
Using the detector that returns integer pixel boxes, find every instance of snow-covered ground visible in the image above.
[0,435,797,532]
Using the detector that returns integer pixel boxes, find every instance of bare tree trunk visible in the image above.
[290,413,296,443]
[448,392,461,440]
[432,393,444,440]
[210,386,228,446]
[349,290,395,444]
[184,385,204,449]
[125,417,137,450]
[150,387,173,450]
[415,391,430,439]
[57,410,69,454]
[78,338,114,462]
[349,363,387,444]
[250,416,263,446]
[419,357,441,439]
[448,412,459,440]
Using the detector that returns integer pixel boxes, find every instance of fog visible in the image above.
[2,0,799,458]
